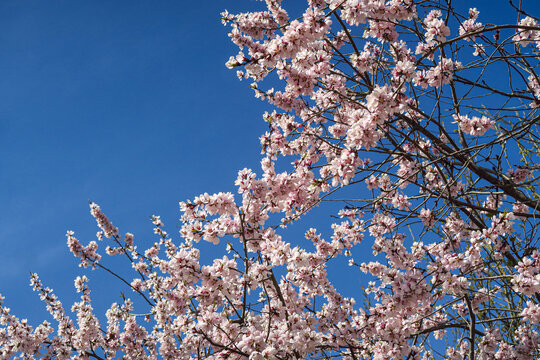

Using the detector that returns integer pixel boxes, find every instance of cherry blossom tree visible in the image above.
[2,0,540,359]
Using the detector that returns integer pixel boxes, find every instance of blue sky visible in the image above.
[0,0,280,323]
[1,0,539,328]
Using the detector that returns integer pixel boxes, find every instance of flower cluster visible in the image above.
[453,113,495,136]
[423,10,450,43]
[513,17,540,48]
[459,8,483,40]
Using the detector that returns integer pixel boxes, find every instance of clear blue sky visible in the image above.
[1,0,538,327]
[0,0,282,323]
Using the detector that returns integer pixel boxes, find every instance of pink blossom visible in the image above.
[453,113,495,136]
[459,8,483,40]
[90,202,119,238]
[513,17,540,48]
[423,10,450,43]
